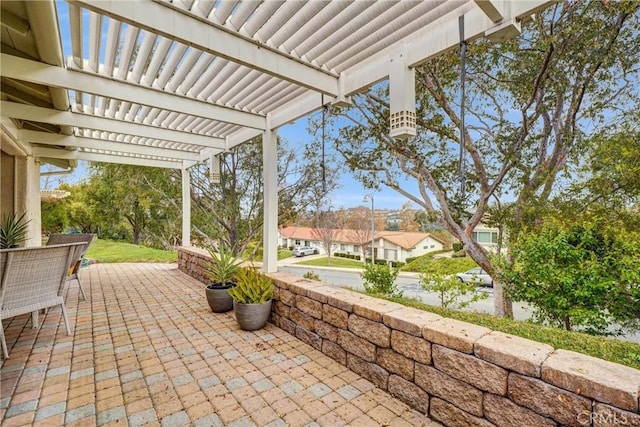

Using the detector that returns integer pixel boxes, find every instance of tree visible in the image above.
[84,164,180,246]
[566,127,640,230]
[420,273,488,310]
[345,206,373,261]
[41,198,69,234]
[502,220,640,335]
[189,136,340,255]
[398,202,419,232]
[63,183,100,234]
[325,1,639,317]
[311,210,343,264]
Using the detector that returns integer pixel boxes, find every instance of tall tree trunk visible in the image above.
[461,234,513,318]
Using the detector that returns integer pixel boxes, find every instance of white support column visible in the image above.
[389,44,416,139]
[181,167,191,247]
[22,156,41,247]
[262,116,278,273]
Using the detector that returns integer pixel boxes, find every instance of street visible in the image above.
[279,265,640,344]
[280,266,532,320]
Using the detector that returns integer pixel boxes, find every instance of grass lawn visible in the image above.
[296,256,364,268]
[86,239,178,263]
[377,294,640,369]
[278,250,293,260]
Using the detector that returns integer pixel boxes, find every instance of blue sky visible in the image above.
[278,117,415,210]
[52,1,416,211]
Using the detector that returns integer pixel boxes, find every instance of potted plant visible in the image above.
[0,212,30,249]
[204,244,245,313]
[228,267,274,331]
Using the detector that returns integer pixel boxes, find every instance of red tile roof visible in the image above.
[279,227,445,250]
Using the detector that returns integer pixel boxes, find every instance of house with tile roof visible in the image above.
[279,226,446,263]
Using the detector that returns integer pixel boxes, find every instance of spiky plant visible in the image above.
[205,244,246,285]
[0,212,30,249]
[227,267,274,304]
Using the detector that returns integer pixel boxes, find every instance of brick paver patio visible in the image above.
[1,263,439,426]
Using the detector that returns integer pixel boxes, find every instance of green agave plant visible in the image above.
[228,267,274,304]
[205,244,245,284]
[0,212,30,249]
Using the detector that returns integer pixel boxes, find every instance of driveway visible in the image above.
[278,253,326,266]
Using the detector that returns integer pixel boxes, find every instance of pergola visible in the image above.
[0,0,552,271]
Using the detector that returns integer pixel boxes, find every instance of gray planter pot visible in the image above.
[205,283,235,313]
[233,300,272,331]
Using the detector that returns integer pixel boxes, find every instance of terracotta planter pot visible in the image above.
[233,300,272,331]
[205,282,235,313]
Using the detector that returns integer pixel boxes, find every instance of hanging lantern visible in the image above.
[389,44,416,139]
[209,153,221,184]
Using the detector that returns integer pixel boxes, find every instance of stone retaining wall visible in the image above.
[178,246,211,284]
[178,247,640,427]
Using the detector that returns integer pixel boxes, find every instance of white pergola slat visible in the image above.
[72,0,340,96]
[20,130,202,161]
[2,101,225,150]
[1,53,265,130]
[32,146,183,169]
[0,0,555,266]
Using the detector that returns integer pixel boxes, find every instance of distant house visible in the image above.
[471,224,500,251]
[279,226,446,262]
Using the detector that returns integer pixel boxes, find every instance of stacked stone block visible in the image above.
[267,272,640,427]
[177,246,213,284]
[176,248,640,427]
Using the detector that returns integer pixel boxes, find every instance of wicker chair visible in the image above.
[46,234,95,300]
[0,243,85,358]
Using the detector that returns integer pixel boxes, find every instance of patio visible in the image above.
[0,263,439,426]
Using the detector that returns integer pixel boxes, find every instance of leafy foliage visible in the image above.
[320,1,640,317]
[403,255,477,275]
[360,262,402,298]
[227,267,274,304]
[303,271,321,281]
[502,220,640,335]
[84,164,181,247]
[41,199,69,234]
[420,273,488,310]
[205,244,246,285]
[0,212,30,248]
[190,136,340,254]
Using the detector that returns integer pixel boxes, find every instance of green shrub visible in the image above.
[361,263,402,298]
[404,255,477,274]
[227,267,274,304]
[354,255,361,260]
[374,259,386,265]
[451,249,467,258]
[420,273,488,309]
[453,242,463,252]
[303,271,321,281]
[390,261,405,268]
[405,256,417,264]
[430,248,454,257]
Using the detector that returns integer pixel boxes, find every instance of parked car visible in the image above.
[292,246,318,257]
[456,267,493,287]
